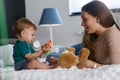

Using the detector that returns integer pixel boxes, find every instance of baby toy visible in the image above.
[44,40,52,49]
[57,47,79,68]
[56,47,90,68]
[44,40,52,55]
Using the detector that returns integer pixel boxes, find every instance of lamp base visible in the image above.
[50,26,53,47]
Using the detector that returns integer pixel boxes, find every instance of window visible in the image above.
[69,0,120,16]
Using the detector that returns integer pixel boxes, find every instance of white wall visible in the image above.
[25,0,120,47]
[25,0,84,46]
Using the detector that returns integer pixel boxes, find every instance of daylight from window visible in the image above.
[69,0,120,15]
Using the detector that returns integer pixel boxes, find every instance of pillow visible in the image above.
[0,59,4,68]
[0,44,14,67]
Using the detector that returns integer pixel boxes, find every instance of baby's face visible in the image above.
[22,27,36,44]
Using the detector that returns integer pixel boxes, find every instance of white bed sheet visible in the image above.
[0,64,120,80]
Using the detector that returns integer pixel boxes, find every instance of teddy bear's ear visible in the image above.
[79,48,90,60]
[66,47,75,53]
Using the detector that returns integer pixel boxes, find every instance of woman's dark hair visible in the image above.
[82,0,119,29]
[81,0,119,61]
[82,0,120,42]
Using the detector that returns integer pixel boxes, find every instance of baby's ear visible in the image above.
[21,31,24,37]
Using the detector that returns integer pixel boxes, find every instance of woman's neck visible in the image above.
[96,26,109,36]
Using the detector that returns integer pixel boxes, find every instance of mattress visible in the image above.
[0,64,120,80]
[0,40,120,80]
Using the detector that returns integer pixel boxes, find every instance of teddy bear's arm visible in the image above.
[79,48,90,60]
[77,48,90,69]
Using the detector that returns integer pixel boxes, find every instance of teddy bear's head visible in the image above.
[57,47,79,68]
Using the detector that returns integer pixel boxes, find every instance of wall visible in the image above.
[113,12,120,26]
[25,0,84,47]
[25,0,120,47]
[5,0,25,38]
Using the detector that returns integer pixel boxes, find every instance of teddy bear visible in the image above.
[52,47,90,68]
[57,47,79,68]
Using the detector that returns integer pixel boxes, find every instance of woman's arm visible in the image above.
[107,28,120,64]
[77,59,102,69]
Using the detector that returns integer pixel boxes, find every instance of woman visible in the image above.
[79,0,120,68]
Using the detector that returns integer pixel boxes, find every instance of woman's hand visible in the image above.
[77,59,102,69]
[77,59,95,69]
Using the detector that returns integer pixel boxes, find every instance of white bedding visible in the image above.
[1,44,120,80]
[0,64,120,80]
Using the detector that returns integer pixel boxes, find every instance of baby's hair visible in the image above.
[12,18,37,37]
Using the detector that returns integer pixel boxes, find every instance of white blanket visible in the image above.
[0,64,120,80]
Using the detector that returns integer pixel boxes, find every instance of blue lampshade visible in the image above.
[39,8,63,26]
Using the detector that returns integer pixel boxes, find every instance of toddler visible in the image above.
[12,18,55,70]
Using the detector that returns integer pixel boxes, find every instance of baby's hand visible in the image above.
[42,40,52,52]
[42,46,51,52]
[44,40,52,49]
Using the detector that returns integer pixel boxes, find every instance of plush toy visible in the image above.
[56,47,90,68]
[57,47,79,68]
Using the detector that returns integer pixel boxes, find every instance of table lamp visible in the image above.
[39,8,63,47]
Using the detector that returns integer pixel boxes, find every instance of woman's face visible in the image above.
[81,11,99,34]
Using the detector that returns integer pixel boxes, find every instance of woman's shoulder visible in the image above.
[105,25,120,42]
[106,25,120,36]
[97,25,120,42]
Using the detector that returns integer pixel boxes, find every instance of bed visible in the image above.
[0,39,120,80]
[1,64,120,80]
